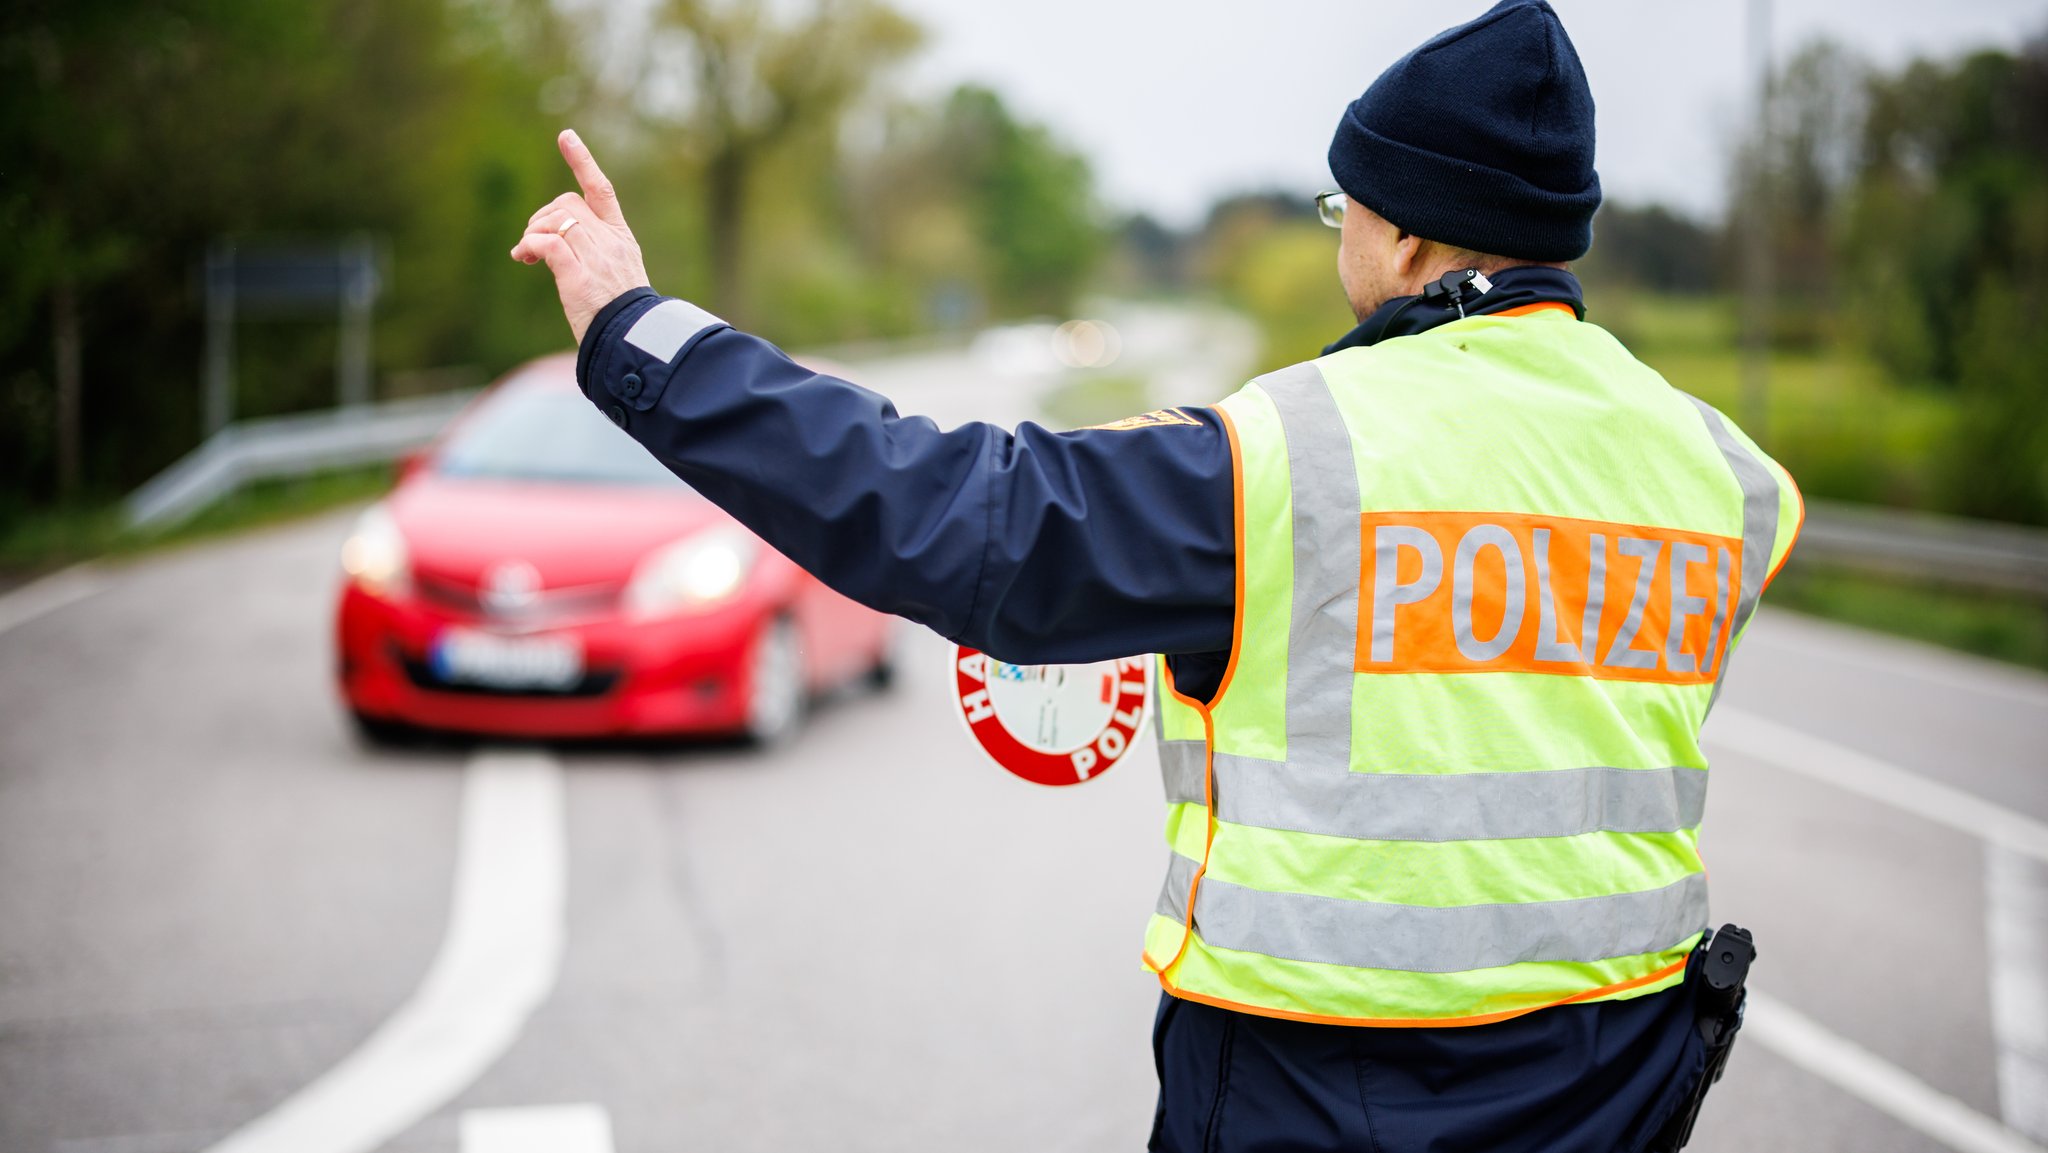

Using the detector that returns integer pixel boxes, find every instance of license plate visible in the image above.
[431,628,583,691]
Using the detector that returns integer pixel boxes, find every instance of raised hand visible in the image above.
[510,130,652,344]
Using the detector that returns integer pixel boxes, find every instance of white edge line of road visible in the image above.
[1709,706,2048,1147]
[203,749,567,1153]
[0,563,108,639]
[460,1103,615,1153]
[1746,990,2048,1153]
[1758,610,2048,710]
[1705,706,2048,864]
[1986,846,2048,1140]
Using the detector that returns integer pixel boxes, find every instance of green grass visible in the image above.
[1768,562,2048,673]
[0,464,396,579]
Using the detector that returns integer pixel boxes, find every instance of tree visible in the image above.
[646,0,921,323]
[1576,204,1719,295]
[936,86,1102,318]
[842,85,1104,327]
[1725,39,1871,345]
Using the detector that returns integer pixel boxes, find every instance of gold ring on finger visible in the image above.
[556,217,581,237]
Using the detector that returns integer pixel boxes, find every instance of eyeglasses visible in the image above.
[1315,190,1346,229]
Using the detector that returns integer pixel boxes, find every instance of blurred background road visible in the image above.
[4,342,2047,1153]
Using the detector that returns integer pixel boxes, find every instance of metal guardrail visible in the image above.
[1795,500,2048,599]
[125,391,476,529]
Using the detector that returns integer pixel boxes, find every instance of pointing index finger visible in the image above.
[558,129,623,224]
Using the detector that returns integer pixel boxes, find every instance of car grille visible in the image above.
[414,572,621,628]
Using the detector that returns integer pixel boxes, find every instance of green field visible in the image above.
[0,465,395,579]
[1588,293,1957,510]
[1766,563,2048,672]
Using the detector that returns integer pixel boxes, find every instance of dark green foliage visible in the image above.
[1,0,573,519]
[1576,204,1719,295]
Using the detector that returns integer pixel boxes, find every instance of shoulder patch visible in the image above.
[1082,408,1204,432]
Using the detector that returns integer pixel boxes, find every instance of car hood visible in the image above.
[388,476,729,590]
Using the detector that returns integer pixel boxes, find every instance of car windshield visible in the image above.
[435,386,690,489]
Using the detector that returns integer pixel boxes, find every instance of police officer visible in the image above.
[511,2,1799,1149]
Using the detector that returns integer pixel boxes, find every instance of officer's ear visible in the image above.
[1391,230,1427,281]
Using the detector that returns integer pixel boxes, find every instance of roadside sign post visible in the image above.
[200,237,383,434]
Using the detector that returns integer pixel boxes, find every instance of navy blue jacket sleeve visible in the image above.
[576,293,1237,669]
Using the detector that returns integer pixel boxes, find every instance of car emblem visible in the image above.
[481,560,543,615]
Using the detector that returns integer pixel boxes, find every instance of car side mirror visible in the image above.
[395,449,429,482]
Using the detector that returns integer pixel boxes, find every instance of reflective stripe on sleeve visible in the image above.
[623,299,726,363]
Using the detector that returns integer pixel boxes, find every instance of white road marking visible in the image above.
[204,749,567,1153]
[1746,990,2048,1153]
[460,1104,615,1153]
[1706,706,2048,864]
[0,564,107,638]
[1987,846,2048,1141]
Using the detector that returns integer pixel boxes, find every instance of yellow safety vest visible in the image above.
[1143,303,1802,1027]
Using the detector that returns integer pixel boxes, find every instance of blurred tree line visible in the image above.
[1713,32,2048,522]
[0,0,1103,525]
[1111,30,2047,525]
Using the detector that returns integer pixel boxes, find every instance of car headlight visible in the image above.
[624,526,759,618]
[341,504,411,599]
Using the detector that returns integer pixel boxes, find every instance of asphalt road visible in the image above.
[4,316,2046,1153]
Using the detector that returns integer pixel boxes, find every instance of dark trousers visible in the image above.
[1148,986,1705,1153]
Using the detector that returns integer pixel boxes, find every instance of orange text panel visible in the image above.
[1355,511,1742,683]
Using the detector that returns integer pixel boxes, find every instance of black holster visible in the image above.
[1647,924,1756,1153]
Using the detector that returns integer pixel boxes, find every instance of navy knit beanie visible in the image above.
[1328,0,1601,262]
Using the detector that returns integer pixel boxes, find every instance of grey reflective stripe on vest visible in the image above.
[1163,739,1703,838]
[1157,849,1707,973]
[1215,756,1706,840]
[1683,394,1783,702]
[1257,362,1361,773]
[1205,870,1707,973]
[1156,850,1199,922]
[1160,739,1206,805]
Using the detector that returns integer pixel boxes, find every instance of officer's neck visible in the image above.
[1322,265,1585,357]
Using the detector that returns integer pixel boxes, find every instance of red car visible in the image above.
[335,354,895,744]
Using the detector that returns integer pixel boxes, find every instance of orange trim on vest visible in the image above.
[1206,406,1249,710]
[1493,301,1578,320]
[1762,474,1806,592]
[1156,953,1690,1029]
[1152,669,1216,984]
[1146,406,1248,986]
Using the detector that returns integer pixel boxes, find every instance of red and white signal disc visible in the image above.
[951,646,1151,787]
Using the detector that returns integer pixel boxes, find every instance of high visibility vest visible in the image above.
[1143,303,1801,1027]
